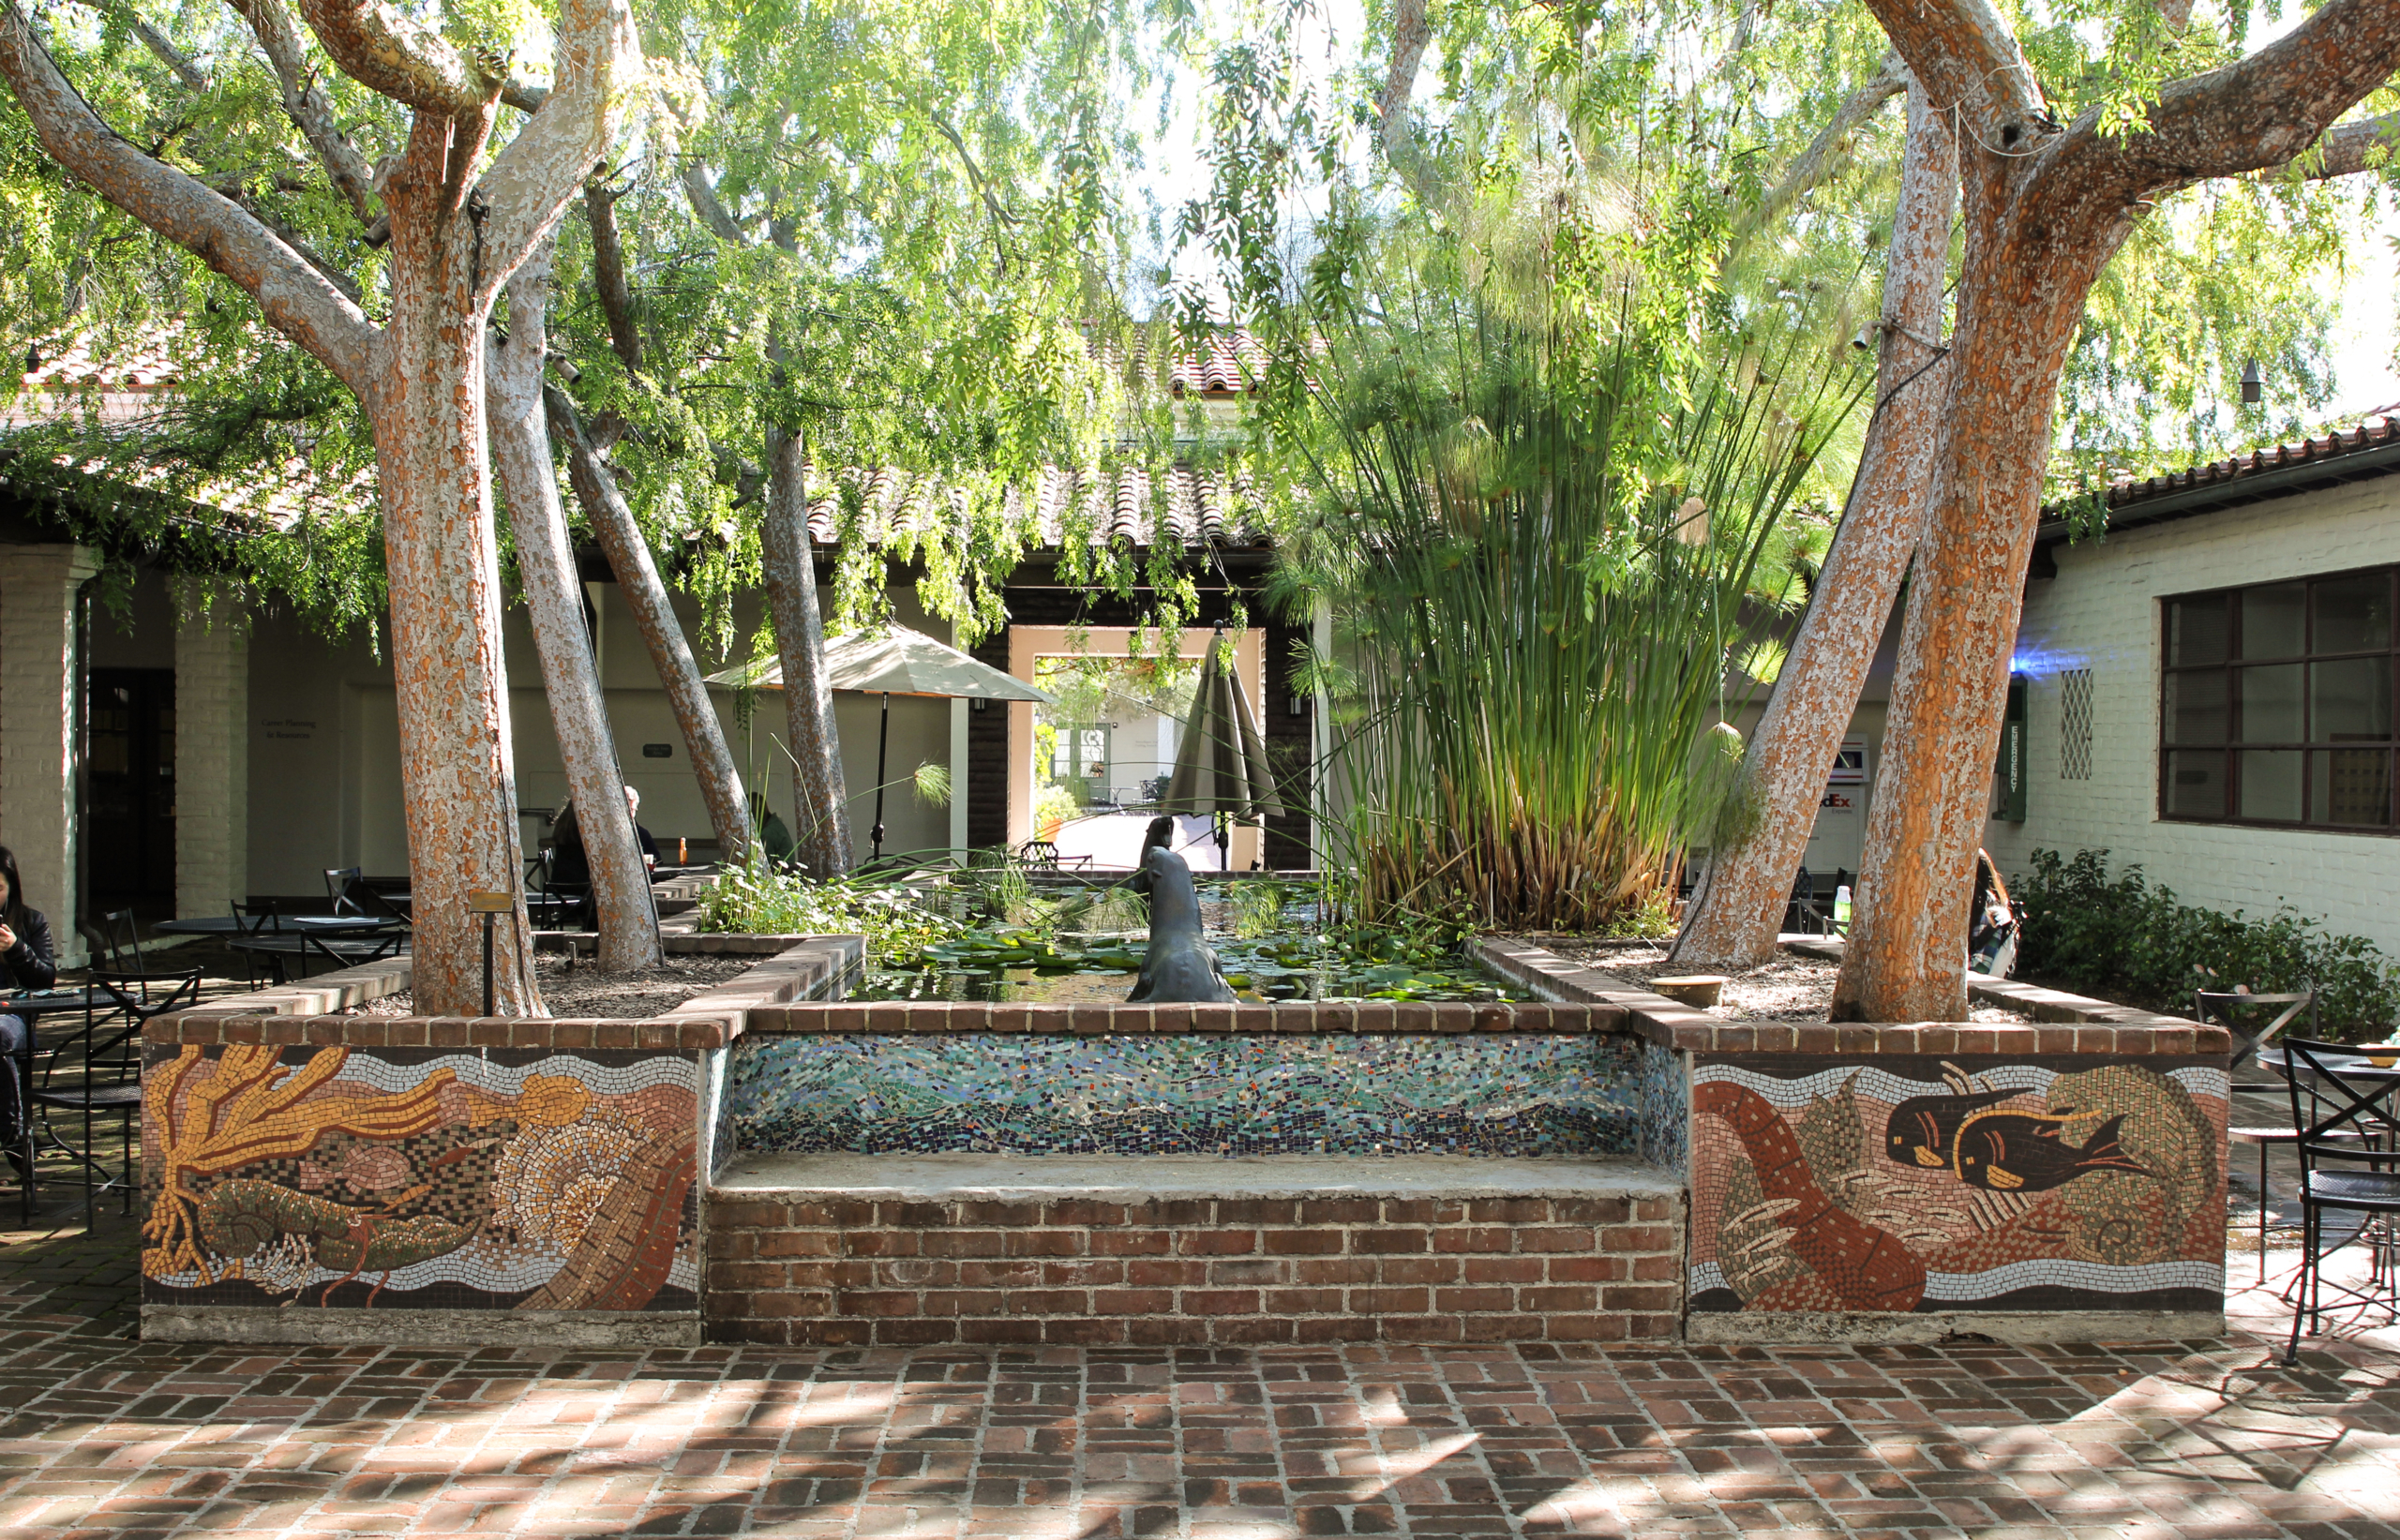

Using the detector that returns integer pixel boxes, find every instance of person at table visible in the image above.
[0,844,55,1173]
[548,789,658,929]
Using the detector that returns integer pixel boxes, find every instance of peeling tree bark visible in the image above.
[547,388,756,862]
[1672,80,1956,973]
[488,245,661,971]
[369,104,550,1014]
[760,426,852,877]
[1831,0,2400,1022]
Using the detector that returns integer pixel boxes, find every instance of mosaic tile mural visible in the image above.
[1638,1041,1689,1174]
[142,1045,700,1312]
[726,1034,1642,1157]
[1688,1056,2227,1314]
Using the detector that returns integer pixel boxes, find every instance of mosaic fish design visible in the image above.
[1688,1057,2227,1315]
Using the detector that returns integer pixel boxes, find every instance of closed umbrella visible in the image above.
[1161,627,1275,870]
[707,628,1056,861]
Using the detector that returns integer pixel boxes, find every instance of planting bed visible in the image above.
[1535,940,2037,1024]
[348,953,756,1019]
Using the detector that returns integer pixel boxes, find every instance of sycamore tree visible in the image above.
[1825,0,2400,1021]
[0,0,642,1013]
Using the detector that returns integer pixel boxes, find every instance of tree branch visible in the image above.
[678,159,744,244]
[292,0,491,115]
[0,0,375,389]
[584,178,641,375]
[2048,0,2400,202]
[224,0,378,225]
[2303,110,2400,180]
[919,100,1017,271]
[73,0,208,91]
[1730,55,1908,257]
[1855,0,2046,139]
[472,0,641,312]
[1374,0,1442,205]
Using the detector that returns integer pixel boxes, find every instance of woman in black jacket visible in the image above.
[0,844,53,1165]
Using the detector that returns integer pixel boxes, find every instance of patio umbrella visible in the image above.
[1160,627,1275,871]
[706,628,1056,861]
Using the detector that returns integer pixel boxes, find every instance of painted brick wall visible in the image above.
[1985,482,2400,956]
[707,1191,1685,1346]
[0,545,97,963]
[172,587,248,917]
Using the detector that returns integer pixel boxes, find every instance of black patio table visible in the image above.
[0,985,118,1225]
[151,914,403,938]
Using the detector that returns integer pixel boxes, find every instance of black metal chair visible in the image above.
[1781,870,1818,935]
[2278,1036,2400,1362]
[339,876,412,929]
[2202,989,2327,1276]
[531,847,591,932]
[82,910,202,1028]
[38,919,157,1226]
[323,865,365,914]
[230,898,282,989]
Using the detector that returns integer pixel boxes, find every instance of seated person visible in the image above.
[0,844,56,1174]
[548,788,658,930]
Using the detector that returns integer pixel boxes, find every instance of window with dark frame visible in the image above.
[2160,566,2397,830]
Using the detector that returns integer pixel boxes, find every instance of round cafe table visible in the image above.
[151,914,402,937]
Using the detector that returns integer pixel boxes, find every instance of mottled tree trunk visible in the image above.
[1672,82,1955,972]
[1830,172,2130,1023]
[760,426,852,877]
[488,247,661,970]
[370,111,544,1015]
[1828,0,2400,1023]
[548,389,755,862]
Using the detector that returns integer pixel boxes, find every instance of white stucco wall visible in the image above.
[1982,477,2400,955]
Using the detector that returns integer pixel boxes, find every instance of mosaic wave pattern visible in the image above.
[142,1044,700,1313]
[726,1034,1642,1157]
[1687,1054,2228,1315]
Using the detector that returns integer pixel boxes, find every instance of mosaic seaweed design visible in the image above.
[726,1034,1642,1157]
[142,1045,699,1311]
[1687,1056,2228,1315]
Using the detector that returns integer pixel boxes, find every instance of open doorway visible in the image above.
[85,667,176,914]
[1007,628,1267,870]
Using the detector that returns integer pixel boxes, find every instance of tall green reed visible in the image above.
[1269,291,1861,934]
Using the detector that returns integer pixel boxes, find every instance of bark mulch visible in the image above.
[348,952,755,1018]
[1535,940,2038,1024]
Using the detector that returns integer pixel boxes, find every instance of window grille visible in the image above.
[2060,669,2093,780]
[2159,566,2396,830]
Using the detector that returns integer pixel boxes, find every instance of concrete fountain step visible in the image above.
[704,1152,1685,1348]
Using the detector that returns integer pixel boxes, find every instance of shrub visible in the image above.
[693,860,964,965]
[2011,848,2400,1039]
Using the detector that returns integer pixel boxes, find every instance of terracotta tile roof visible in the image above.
[803,461,1270,550]
[2045,403,2400,532]
[7,327,1273,552]
[19,328,185,390]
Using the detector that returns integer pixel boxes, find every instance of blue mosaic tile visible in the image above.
[725,1034,1642,1157]
[1638,1040,1689,1173]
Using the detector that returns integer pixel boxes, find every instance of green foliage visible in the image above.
[1250,229,1864,933]
[1034,783,1081,831]
[692,860,966,962]
[2012,848,2400,1039]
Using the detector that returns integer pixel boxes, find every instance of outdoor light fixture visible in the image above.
[2242,359,2262,405]
[970,696,988,711]
[1288,695,1307,716]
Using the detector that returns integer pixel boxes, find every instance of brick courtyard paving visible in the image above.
[0,1204,2391,1539]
